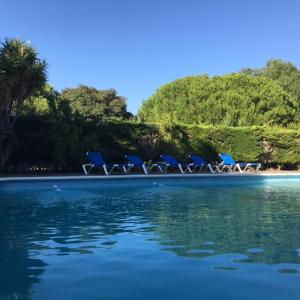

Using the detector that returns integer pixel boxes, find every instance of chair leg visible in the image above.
[193,165,199,173]
[149,164,162,174]
[164,166,169,173]
[216,164,223,173]
[186,165,192,173]
[207,164,215,173]
[82,165,88,175]
[158,165,164,173]
[178,164,185,174]
[109,165,116,175]
[243,164,251,172]
[126,165,133,174]
[236,164,243,173]
[148,165,154,174]
[82,164,94,175]
[142,164,148,174]
[103,165,109,175]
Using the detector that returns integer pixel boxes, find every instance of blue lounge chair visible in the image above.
[217,153,261,173]
[189,154,215,173]
[160,154,191,174]
[125,155,163,174]
[82,152,129,175]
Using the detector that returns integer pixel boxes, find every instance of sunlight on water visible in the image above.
[0,176,300,300]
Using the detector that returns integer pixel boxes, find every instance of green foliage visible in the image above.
[242,59,300,102]
[6,117,300,172]
[59,85,132,120]
[1,45,300,173]
[0,39,47,118]
[22,84,59,116]
[138,73,299,127]
[242,59,300,124]
[0,38,47,169]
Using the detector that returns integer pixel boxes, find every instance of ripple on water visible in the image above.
[2,177,300,300]
[203,241,215,246]
[101,241,118,246]
[246,248,264,254]
[214,266,239,271]
[186,249,215,255]
[277,268,298,274]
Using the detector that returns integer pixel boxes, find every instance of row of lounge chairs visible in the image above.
[82,152,261,175]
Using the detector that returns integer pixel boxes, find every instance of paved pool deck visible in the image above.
[0,171,300,182]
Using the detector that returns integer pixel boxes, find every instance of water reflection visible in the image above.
[1,177,300,299]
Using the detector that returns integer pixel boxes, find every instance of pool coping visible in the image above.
[0,172,300,182]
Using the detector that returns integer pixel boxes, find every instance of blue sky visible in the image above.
[1,0,300,113]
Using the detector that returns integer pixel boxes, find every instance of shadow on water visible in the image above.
[1,176,300,299]
[0,199,47,300]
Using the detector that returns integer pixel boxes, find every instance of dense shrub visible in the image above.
[6,118,300,172]
[138,74,299,127]
[241,59,300,105]
[59,85,132,120]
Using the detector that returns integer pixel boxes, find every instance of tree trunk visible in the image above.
[0,103,18,171]
[0,130,12,171]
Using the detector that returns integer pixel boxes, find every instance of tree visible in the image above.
[262,60,300,102]
[241,59,300,102]
[138,73,298,127]
[59,85,132,120]
[0,38,47,169]
[241,59,300,125]
[22,84,59,116]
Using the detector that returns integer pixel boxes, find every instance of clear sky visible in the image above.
[1,0,300,113]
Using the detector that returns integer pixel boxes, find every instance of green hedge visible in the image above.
[6,116,300,172]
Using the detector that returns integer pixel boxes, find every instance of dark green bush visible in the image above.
[6,117,300,172]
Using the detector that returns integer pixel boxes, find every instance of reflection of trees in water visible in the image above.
[0,240,46,300]
[0,198,47,299]
[0,187,151,298]
[146,186,300,264]
[1,181,300,298]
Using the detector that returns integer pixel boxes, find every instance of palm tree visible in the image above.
[0,38,47,169]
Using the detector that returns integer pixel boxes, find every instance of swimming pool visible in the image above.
[1,176,300,300]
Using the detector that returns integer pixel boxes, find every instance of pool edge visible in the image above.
[1,172,300,182]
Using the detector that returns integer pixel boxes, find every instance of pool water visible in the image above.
[1,176,300,300]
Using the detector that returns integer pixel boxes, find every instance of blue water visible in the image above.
[1,176,300,300]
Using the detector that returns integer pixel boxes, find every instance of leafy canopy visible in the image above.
[59,85,131,120]
[0,38,47,168]
[0,38,47,122]
[241,59,300,103]
[22,84,58,116]
[138,73,299,127]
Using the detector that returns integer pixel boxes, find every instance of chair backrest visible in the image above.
[219,153,236,165]
[87,152,106,166]
[189,154,206,165]
[126,155,144,166]
[160,154,179,166]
